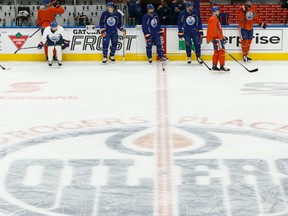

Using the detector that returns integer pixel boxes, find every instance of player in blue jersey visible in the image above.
[178,1,204,64]
[99,2,126,63]
[142,4,166,63]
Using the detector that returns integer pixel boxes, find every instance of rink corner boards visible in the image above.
[1,25,288,61]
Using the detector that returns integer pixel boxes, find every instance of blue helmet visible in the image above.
[212,6,220,13]
[147,4,155,11]
[185,2,193,8]
[50,21,58,28]
[42,0,50,5]
[246,0,252,2]
[107,2,115,8]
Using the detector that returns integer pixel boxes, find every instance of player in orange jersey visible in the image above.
[37,0,65,60]
[238,0,267,62]
[206,6,230,72]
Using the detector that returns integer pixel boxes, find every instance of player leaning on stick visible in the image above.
[238,0,267,62]
[207,6,230,72]
[142,4,166,63]
[100,2,126,64]
[178,2,204,64]
[38,21,70,67]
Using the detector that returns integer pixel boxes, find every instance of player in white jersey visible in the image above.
[38,21,70,66]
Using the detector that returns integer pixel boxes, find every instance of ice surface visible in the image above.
[0,60,288,216]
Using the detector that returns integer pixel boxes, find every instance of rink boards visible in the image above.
[0,26,288,61]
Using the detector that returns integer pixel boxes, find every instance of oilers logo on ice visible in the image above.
[151,17,158,28]
[246,11,254,20]
[186,16,196,25]
[0,125,288,215]
[107,17,116,26]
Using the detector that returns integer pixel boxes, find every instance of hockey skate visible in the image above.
[197,57,204,64]
[212,65,220,71]
[109,56,115,62]
[220,65,230,72]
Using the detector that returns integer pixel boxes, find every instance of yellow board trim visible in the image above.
[1,53,288,61]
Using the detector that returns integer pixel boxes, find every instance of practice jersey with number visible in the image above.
[42,25,67,46]
[99,11,124,35]
[206,15,223,43]
[238,5,261,30]
[142,12,162,38]
[178,9,203,33]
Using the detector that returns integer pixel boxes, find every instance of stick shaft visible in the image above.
[29,28,41,38]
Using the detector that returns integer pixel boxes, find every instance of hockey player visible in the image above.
[37,0,65,59]
[178,1,204,64]
[238,0,267,62]
[206,6,230,72]
[142,4,166,63]
[100,2,126,63]
[37,21,70,67]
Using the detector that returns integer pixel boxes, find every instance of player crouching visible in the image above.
[38,21,70,66]
[178,2,204,64]
[142,4,167,63]
[100,2,126,64]
[207,6,230,72]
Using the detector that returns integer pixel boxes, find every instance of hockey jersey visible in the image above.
[41,25,68,46]
[238,5,261,30]
[37,6,65,28]
[206,15,223,43]
[178,9,203,33]
[142,12,161,38]
[99,11,124,34]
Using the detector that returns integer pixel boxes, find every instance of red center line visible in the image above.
[156,64,174,216]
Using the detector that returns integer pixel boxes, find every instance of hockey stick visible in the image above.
[14,46,38,54]
[225,50,258,73]
[29,28,41,38]
[183,38,211,71]
[161,58,165,71]
[0,64,11,70]
[122,34,126,62]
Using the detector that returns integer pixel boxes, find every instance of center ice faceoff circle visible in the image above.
[0,125,288,215]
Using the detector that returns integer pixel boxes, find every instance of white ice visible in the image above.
[0,60,288,216]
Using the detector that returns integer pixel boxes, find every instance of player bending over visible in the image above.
[238,0,267,62]
[100,2,126,63]
[178,1,204,64]
[38,21,70,66]
[207,6,230,72]
[142,4,166,63]
[37,0,65,60]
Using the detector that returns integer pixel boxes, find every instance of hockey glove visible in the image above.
[145,34,151,42]
[223,37,228,45]
[37,42,43,49]
[100,29,106,38]
[259,22,267,29]
[120,26,126,36]
[178,31,184,39]
[159,28,164,37]
[62,40,70,50]
[199,29,204,43]
[51,0,60,8]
